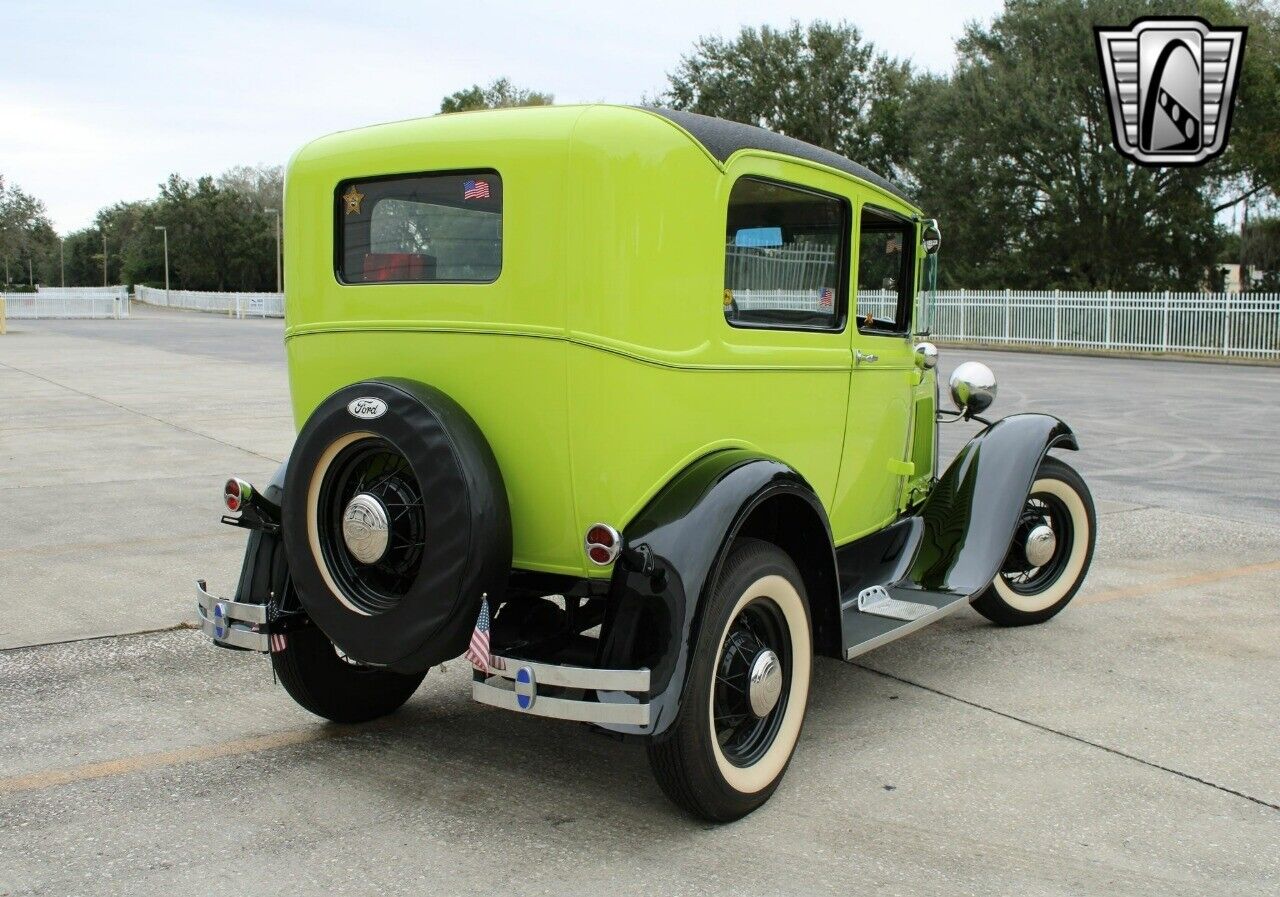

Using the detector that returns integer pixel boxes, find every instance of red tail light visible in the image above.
[224,477,251,513]
[585,523,621,566]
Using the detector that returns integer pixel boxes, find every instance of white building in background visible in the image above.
[1217,263,1270,292]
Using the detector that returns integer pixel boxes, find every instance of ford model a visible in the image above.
[197,106,1096,821]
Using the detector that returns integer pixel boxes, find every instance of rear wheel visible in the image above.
[647,539,812,822]
[972,455,1096,626]
[272,623,426,724]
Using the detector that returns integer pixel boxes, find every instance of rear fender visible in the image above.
[597,449,837,737]
[233,456,291,605]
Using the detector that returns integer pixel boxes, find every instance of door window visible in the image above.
[856,207,914,333]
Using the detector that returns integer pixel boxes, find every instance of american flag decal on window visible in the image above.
[819,287,834,310]
[463,178,491,200]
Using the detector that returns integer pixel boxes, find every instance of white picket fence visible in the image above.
[930,290,1280,360]
[135,285,284,318]
[1,286,130,319]
[115,283,1280,360]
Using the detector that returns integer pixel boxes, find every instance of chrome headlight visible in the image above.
[949,361,997,415]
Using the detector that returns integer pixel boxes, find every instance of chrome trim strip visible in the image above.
[195,579,269,652]
[843,595,971,661]
[485,656,649,692]
[472,679,650,726]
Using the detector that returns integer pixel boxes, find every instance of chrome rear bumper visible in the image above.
[195,579,269,652]
[472,656,650,726]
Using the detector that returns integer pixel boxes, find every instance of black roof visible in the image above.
[644,107,910,204]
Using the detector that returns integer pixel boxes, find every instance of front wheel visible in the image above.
[647,538,812,822]
[972,455,1096,626]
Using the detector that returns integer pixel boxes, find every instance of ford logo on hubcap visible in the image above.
[341,493,390,564]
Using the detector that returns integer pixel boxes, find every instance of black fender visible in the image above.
[908,412,1078,596]
[233,456,291,606]
[598,449,838,737]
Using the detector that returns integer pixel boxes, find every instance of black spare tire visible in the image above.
[282,379,511,673]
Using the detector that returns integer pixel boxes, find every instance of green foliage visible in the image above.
[658,20,914,182]
[440,78,553,113]
[908,0,1250,290]
[0,176,60,288]
[57,165,282,290]
[662,2,1279,291]
[1225,0,1280,196]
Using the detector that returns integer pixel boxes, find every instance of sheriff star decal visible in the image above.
[342,184,365,215]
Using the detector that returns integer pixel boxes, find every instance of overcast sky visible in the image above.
[3,0,1002,233]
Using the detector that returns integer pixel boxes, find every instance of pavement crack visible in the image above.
[853,662,1280,813]
[0,622,198,654]
[0,359,281,464]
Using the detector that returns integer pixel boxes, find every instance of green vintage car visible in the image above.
[197,105,1096,821]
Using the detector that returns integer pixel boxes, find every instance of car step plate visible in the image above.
[856,585,932,622]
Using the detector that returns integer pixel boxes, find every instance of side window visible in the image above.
[855,207,914,333]
[724,177,848,331]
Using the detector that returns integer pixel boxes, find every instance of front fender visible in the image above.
[911,413,1077,596]
[598,449,831,737]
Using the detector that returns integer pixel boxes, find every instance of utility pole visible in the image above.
[27,256,33,288]
[1238,194,1249,294]
[60,238,65,287]
[153,225,170,303]
[102,233,108,287]
[264,208,281,293]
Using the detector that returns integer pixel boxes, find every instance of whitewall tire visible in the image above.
[648,538,812,822]
[973,455,1096,626]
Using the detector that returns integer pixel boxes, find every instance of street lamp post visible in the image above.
[153,225,170,304]
[60,238,65,288]
[264,208,281,293]
[102,233,108,287]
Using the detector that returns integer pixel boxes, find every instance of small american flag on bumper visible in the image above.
[464,594,504,671]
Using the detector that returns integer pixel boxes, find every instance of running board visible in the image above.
[841,590,971,660]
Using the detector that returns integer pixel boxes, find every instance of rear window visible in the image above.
[336,171,502,284]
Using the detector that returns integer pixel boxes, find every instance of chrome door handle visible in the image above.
[856,350,880,364]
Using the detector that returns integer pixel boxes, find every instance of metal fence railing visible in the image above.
[930,290,1280,360]
[135,285,284,318]
[1,286,130,319]
[112,282,1280,360]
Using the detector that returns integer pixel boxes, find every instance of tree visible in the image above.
[0,176,60,288]
[657,20,915,183]
[908,0,1245,290]
[1213,0,1280,211]
[440,78,553,113]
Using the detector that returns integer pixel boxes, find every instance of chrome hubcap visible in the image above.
[341,492,390,564]
[1024,523,1057,568]
[747,648,783,718]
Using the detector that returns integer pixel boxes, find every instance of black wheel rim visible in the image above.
[317,437,426,614]
[1000,490,1074,595]
[713,597,791,767]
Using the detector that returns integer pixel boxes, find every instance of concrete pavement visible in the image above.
[0,307,1276,896]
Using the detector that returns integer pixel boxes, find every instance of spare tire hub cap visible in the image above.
[342,492,390,564]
